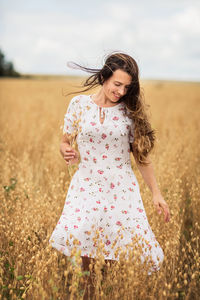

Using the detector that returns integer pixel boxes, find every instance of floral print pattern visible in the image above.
[49,94,164,275]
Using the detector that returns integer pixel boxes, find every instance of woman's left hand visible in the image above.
[152,193,170,223]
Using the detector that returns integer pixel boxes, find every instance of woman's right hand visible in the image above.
[60,143,79,165]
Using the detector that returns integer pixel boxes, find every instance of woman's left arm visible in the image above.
[133,154,170,223]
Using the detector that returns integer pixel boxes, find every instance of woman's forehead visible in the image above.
[112,69,132,84]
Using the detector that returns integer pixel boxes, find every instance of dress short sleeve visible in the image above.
[63,96,80,135]
[129,119,135,143]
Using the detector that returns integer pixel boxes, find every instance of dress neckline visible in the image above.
[89,94,123,109]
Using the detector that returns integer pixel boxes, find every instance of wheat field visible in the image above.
[0,77,200,299]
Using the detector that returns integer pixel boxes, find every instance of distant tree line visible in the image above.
[0,48,20,77]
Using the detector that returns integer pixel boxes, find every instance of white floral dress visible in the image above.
[49,94,164,274]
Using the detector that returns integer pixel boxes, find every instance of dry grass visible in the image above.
[0,77,200,299]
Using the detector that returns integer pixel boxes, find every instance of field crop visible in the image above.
[0,77,200,299]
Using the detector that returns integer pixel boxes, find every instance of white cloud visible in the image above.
[0,0,199,80]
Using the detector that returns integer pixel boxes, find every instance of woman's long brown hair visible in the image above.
[64,51,156,166]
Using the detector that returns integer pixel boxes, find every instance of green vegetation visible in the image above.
[0,48,20,77]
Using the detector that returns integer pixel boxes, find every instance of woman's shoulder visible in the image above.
[69,94,89,107]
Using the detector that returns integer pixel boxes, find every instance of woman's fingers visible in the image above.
[64,154,75,159]
[164,206,170,222]
[64,150,75,157]
[154,202,162,214]
[160,203,170,222]
[63,153,75,163]
[154,201,170,222]
[64,150,75,155]
[60,145,79,165]
[64,150,79,165]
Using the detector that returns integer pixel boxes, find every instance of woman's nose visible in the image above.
[118,87,126,96]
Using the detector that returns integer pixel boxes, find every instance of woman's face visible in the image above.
[103,69,132,103]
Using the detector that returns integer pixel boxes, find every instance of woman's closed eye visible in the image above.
[115,83,130,90]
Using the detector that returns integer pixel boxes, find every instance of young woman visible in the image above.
[49,52,170,277]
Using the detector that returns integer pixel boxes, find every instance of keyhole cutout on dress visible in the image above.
[99,107,106,125]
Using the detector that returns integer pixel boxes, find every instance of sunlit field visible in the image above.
[0,76,200,299]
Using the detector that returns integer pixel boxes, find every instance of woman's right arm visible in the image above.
[60,134,78,165]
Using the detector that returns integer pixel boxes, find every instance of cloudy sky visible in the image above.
[0,0,200,81]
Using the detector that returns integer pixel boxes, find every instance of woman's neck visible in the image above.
[91,88,119,107]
